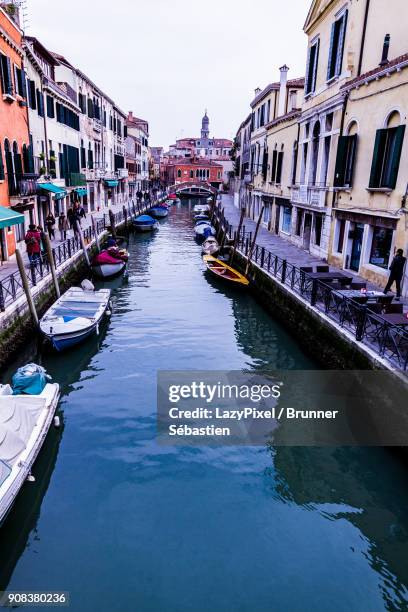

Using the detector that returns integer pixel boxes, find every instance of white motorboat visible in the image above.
[0,364,60,526]
[195,223,216,239]
[40,283,111,351]
[193,204,210,214]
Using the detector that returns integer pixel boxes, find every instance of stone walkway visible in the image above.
[220,194,408,312]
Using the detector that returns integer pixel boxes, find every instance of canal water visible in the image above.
[1,201,408,611]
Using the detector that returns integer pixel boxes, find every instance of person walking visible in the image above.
[45,211,56,239]
[37,226,47,258]
[67,206,74,229]
[71,208,81,239]
[58,212,69,241]
[24,224,41,264]
[384,249,406,300]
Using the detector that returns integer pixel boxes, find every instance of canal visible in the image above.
[1,201,408,611]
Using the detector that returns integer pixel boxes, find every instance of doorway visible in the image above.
[303,213,312,250]
[0,229,7,262]
[274,205,280,234]
[350,223,364,272]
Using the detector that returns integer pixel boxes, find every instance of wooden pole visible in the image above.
[77,225,90,267]
[91,215,101,252]
[245,206,264,277]
[229,207,246,267]
[16,249,38,326]
[108,209,116,239]
[44,234,60,298]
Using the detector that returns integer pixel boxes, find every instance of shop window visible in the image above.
[369,113,405,189]
[369,227,393,269]
[281,206,292,234]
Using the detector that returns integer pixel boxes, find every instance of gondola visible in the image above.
[202,255,249,287]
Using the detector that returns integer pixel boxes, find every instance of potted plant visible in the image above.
[39,152,45,161]
[4,3,17,17]
[39,166,46,176]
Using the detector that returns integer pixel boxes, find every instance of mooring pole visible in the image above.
[229,207,246,266]
[77,225,90,267]
[245,206,264,277]
[91,215,101,252]
[44,234,60,298]
[16,249,39,326]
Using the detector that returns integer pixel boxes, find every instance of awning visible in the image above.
[105,180,119,187]
[75,188,87,197]
[54,192,66,201]
[38,183,67,197]
[0,205,25,230]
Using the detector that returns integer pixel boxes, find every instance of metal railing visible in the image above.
[217,211,408,371]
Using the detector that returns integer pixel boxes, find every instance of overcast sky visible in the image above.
[26,0,310,148]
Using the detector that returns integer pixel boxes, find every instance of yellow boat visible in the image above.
[203,255,249,287]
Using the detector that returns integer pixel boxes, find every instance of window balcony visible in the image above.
[291,183,329,208]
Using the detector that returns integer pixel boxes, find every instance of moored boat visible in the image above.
[193,203,210,214]
[149,205,169,219]
[202,237,220,256]
[202,255,249,287]
[91,247,128,279]
[39,284,111,351]
[132,214,159,232]
[0,364,60,526]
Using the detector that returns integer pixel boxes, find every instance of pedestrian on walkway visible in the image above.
[71,209,81,239]
[67,206,74,229]
[137,190,143,202]
[37,226,47,258]
[24,224,41,264]
[58,212,69,241]
[78,204,86,219]
[384,249,406,300]
[45,211,56,239]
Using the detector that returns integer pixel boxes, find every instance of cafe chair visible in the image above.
[315,265,329,273]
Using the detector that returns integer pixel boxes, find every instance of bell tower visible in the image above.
[201,110,209,140]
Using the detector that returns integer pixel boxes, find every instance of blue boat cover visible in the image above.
[134,215,155,223]
[12,363,50,396]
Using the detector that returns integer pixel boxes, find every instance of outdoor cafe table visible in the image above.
[308,272,353,282]
[333,289,392,302]
[375,313,408,326]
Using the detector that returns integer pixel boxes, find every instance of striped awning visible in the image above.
[0,206,25,229]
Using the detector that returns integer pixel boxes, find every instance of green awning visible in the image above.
[105,180,119,187]
[0,205,25,229]
[38,182,67,196]
[75,188,87,197]
[54,192,66,201]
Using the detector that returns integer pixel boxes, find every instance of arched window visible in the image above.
[190,170,193,178]
[177,169,181,178]
[0,140,4,181]
[4,139,15,193]
[13,141,22,179]
[333,121,358,188]
[310,121,320,185]
[369,110,405,189]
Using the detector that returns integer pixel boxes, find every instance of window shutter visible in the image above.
[5,57,13,95]
[20,69,27,98]
[262,148,268,180]
[387,124,406,189]
[312,39,319,93]
[327,22,336,81]
[335,10,348,77]
[271,149,278,182]
[0,147,4,181]
[369,129,387,188]
[14,152,23,178]
[29,80,36,109]
[276,151,284,184]
[344,134,357,187]
[334,136,348,186]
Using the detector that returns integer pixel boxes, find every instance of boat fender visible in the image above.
[81,279,95,292]
[27,473,36,483]
[54,416,61,428]
[96,323,99,336]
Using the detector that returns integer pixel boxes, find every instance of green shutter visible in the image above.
[369,129,387,188]
[0,147,4,181]
[276,152,284,183]
[336,10,348,76]
[387,125,405,189]
[271,150,278,182]
[334,135,348,187]
[327,22,336,80]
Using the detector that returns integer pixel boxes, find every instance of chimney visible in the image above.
[254,87,261,96]
[278,65,289,117]
[128,111,133,120]
[380,34,390,66]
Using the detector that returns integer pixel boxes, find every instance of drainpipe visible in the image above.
[357,0,371,76]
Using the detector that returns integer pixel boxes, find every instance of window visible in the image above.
[177,169,181,178]
[327,10,348,81]
[262,147,268,181]
[0,142,4,181]
[314,215,323,246]
[321,135,331,185]
[78,92,86,113]
[36,90,44,117]
[276,149,284,184]
[270,147,278,182]
[80,140,86,169]
[0,54,13,96]
[87,98,94,118]
[46,95,55,118]
[88,146,94,170]
[305,39,319,95]
[291,141,298,185]
[281,206,292,233]
[14,66,26,97]
[369,121,405,190]
[336,219,346,253]
[28,80,36,109]
[334,134,357,187]
[190,170,193,178]
[369,227,393,268]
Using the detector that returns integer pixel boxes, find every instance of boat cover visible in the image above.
[134,215,155,223]
[0,395,46,465]
[0,459,11,487]
[12,364,49,396]
[92,250,124,266]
